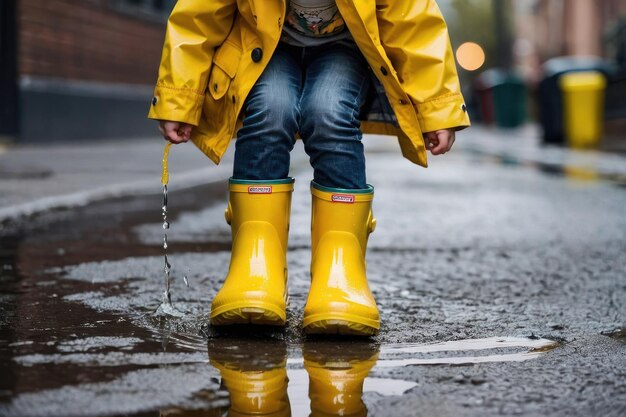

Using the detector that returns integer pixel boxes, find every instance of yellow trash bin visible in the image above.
[559,71,607,148]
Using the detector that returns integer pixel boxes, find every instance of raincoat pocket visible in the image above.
[208,40,242,101]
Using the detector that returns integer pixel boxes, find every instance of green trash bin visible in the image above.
[492,72,526,128]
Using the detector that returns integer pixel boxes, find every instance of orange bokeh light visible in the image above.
[456,42,486,71]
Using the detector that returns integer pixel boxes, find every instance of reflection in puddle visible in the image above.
[380,336,558,353]
[208,338,291,416]
[199,336,558,417]
[297,342,380,416]
[464,145,626,187]
[206,338,382,417]
[374,336,560,366]
[563,165,600,182]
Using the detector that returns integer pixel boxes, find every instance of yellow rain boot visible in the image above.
[208,338,291,417]
[304,342,379,417]
[303,182,379,336]
[211,178,294,326]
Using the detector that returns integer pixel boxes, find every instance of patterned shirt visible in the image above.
[281,0,353,46]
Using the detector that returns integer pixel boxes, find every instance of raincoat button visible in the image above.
[380,66,388,76]
[399,99,407,105]
[151,97,157,106]
[461,104,467,112]
[251,48,263,62]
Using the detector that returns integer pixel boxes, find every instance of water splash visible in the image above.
[155,295,186,318]
[183,266,190,287]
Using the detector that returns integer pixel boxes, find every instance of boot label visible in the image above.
[248,186,272,194]
[331,194,355,203]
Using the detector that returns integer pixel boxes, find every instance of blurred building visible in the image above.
[513,0,626,82]
[511,0,626,134]
[0,0,174,141]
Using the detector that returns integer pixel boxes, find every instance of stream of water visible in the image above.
[157,143,186,318]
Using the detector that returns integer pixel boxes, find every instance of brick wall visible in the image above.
[19,0,166,85]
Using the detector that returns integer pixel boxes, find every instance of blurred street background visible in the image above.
[0,1,625,417]
[1,0,626,147]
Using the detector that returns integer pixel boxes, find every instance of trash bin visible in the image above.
[474,69,526,128]
[559,71,607,148]
[473,70,501,125]
[538,57,615,144]
[492,73,526,128]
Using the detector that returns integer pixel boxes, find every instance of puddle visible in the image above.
[5,330,557,416]
[195,336,558,417]
[465,147,626,187]
[205,338,403,417]
[0,238,563,417]
[0,162,581,417]
[601,327,626,342]
[374,336,560,366]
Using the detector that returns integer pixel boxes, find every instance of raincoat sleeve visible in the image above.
[376,0,470,133]
[148,0,237,125]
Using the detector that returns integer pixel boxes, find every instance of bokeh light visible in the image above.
[456,42,486,71]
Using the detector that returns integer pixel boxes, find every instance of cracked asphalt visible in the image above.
[0,133,625,416]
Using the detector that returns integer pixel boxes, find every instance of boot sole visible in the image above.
[303,314,379,336]
[211,303,286,326]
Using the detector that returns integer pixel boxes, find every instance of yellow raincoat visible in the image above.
[148,0,470,167]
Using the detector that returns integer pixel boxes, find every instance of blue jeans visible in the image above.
[233,42,371,189]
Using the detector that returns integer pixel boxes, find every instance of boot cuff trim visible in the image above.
[311,182,374,203]
[310,181,374,194]
[229,178,294,194]
[230,177,295,185]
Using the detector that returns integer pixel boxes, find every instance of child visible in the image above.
[148,0,470,336]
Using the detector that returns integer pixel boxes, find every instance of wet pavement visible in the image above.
[1,133,626,416]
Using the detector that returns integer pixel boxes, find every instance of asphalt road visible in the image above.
[0,135,625,416]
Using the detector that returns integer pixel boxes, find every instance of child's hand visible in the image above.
[158,120,193,144]
[424,129,455,155]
